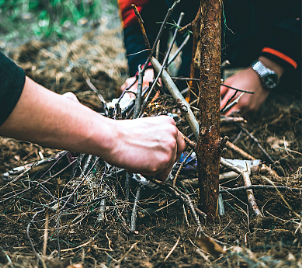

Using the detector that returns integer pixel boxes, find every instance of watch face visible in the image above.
[262,73,279,89]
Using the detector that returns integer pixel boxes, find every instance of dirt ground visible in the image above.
[0,22,301,268]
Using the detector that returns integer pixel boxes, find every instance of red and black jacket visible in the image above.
[118,0,301,88]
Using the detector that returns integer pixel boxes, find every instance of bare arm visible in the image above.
[0,77,185,180]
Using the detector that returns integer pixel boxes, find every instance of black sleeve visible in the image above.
[260,5,301,70]
[122,0,169,77]
[0,51,25,126]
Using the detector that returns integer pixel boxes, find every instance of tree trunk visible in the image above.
[190,0,222,222]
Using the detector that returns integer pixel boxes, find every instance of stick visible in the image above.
[43,208,49,256]
[164,12,184,68]
[130,185,142,231]
[173,149,194,187]
[242,162,262,217]
[226,141,279,178]
[149,178,205,234]
[125,172,132,223]
[131,4,151,50]
[221,83,254,94]
[220,116,246,123]
[181,132,197,150]
[221,92,244,114]
[220,157,242,174]
[151,57,199,139]
[164,236,180,261]
[27,210,47,268]
[237,123,274,164]
[140,12,185,116]
[86,78,108,116]
[221,158,262,216]
[133,65,143,119]
[220,185,302,193]
[226,141,256,160]
[97,186,108,221]
[167,34,190,67]
[141,0,181,74]
[218,189,225,216]
[80,154,93,178]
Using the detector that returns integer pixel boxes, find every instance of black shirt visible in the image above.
[0,51,25,126]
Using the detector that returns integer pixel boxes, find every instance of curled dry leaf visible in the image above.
[66,264,83,268]
[193,236,226,258]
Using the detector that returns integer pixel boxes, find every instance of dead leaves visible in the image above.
[193,235,226,259]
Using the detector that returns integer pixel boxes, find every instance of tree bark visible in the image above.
[190,0,222,222]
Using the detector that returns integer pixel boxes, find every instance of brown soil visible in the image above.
[0,24,301,268]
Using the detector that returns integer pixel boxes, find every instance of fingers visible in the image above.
[220,89,238,110]
[113,115,185,182]
[154,125,185,182]
[121,77,137,92]
[155,146,177,182]
[121,69,155,93]
[176,130,186,159]
[220,85,229,97]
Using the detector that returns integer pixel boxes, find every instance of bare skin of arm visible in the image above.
[0,77,185,181]
[220,56,285,115]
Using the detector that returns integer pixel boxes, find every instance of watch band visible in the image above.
[251,61,275,77]
[251,60,279,89]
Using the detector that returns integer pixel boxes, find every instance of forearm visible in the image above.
[0,77,117,159]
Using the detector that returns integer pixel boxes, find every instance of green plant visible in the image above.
[0,0,117,40]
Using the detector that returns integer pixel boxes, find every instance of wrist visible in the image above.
[89,116,120,161]
[258,56,285,78]
[251,57,284,90]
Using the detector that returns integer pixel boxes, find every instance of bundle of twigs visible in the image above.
[1,1,301,264]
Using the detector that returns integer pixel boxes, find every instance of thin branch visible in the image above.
[133,65,143,119]
[242,162,262,217]
[151,57,199,139]
[131,4,151,50]
[130,185,142,232]
[220,92,244,114]
[221,83,254,94]
[140,12,184,116]
[164,236,180,261]
[86,78,108,116]
[173,149,194,187]
[237,123,274,164]
[220,185,302,193]
[141,0,181,74]
[220,116,246,123]
[167,34,190,67]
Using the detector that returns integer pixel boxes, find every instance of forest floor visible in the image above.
[0,20,301,268]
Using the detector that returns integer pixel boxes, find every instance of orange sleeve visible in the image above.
[117,0,149,28]
[262,47,298,69]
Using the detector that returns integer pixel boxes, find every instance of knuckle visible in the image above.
[239,99,249,108]
[165,137,177,150]
[149,163,160,174]
[169,127,178,139]
[162,154,172,165]
[164,116,176,125]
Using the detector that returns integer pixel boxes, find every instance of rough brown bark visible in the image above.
[190,0,222,222]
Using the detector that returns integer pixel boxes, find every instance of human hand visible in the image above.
[107,116,186,182]
[220,67,270,116]
[120,68,155,94]
[221,57,285,116]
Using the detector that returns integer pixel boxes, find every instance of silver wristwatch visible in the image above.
[251,60,279,89]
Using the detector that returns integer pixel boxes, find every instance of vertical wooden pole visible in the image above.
[190,0,222,222]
